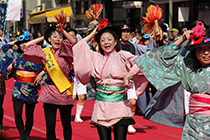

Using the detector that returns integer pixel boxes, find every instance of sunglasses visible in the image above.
[18,35,30,41]
[142,34,149,39]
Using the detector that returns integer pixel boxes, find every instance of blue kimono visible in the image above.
[1,44,42,102]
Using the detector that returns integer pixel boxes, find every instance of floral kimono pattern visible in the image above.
[1,44,42,102]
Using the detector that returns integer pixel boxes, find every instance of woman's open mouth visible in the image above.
[203,57,210,61]
[104,46,110,50]
[55,43,60,46]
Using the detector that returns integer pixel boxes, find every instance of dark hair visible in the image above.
[139,36,149,45]
[44,25,63,45]
[15,40,27,53]
[136,31,142,36]
[159,23,167,32]
[130,29,135,33]
[188,49,202,71]
[163,33,168,40]
[67,28,77,36]
[98,29,121,55]
[66,25,77,35]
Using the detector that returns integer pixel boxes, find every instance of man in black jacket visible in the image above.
[120,25,136,55]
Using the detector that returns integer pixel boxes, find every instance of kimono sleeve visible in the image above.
[147,39,155,51]
[73,39,95,85]
[0,46,15,74]
[2,44,13,53]
[134,44,183,92]
[121,51,149,96]
[23,44,48,67]
[133,43,147,56]
[130,64,148,96]
[58,39,75,63]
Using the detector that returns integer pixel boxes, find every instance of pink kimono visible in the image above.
[73,39,148,127]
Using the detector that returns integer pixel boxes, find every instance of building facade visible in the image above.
[8,0,210,38]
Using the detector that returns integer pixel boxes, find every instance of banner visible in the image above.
[0,3,7,28]
[6,0,21,21]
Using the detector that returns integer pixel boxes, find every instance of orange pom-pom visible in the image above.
[85,4,103,20]
[141,5,163,34]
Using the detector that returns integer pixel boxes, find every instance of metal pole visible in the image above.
[169,0,173,29]
[13,21,15,34]
[70,0,76,28]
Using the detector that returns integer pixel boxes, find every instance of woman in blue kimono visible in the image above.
[1,31,44,140]
[124,22,210,139]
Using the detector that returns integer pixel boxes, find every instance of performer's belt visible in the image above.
[96,84,126,102]
[189,94,210,113]
[16,70,37,83]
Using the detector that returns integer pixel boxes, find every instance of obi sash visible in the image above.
[96,83,126,102]
[189,93,210,116]
[16,70,36,83]
[43,48,73,95]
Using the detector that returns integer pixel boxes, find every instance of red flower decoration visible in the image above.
[192,22,205,38]
[190,21,205,45]
[98,18,109,31]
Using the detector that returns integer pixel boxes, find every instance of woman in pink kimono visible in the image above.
[73,20,148,140]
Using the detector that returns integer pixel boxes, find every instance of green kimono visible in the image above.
[134,44,210,140]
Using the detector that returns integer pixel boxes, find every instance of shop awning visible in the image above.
[29,13,46,24]
[28,10,48,24]
[28,7,72,24]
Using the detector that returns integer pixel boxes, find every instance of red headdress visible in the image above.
[190,21,205,45]
[185,21,210,50]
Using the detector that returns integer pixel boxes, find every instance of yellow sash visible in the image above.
[43,48,73,96]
